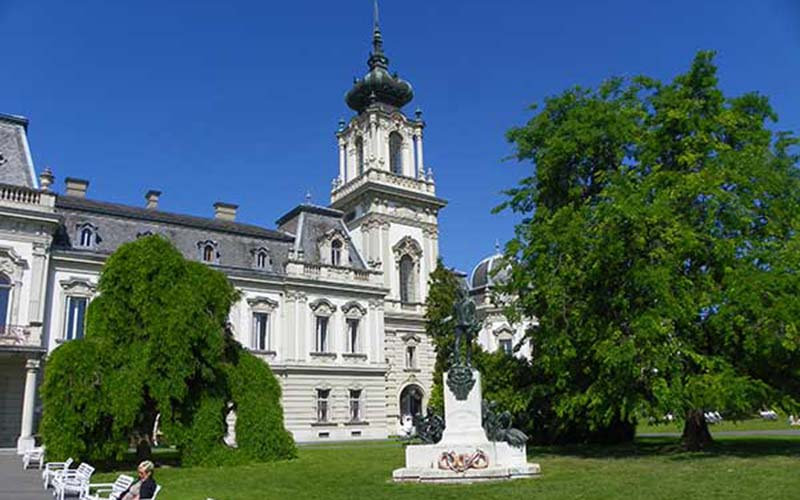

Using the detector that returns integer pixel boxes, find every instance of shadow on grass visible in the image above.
[529,435,800,461]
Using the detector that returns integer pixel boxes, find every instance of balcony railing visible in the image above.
[0,183,56,210]
[286,260,383,285]
[331,168,435,203]
[0,324,32,346]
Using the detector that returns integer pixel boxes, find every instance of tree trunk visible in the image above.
[682,409,713,451]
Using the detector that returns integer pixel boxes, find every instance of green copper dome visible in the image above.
[345,7,414,113]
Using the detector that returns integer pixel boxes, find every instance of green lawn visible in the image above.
[637,416,797,434]
[97,436,800,500]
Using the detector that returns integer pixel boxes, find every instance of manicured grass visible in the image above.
[637,416,797,435]
[97,436,800,500]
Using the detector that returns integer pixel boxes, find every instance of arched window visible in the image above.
[331,240,343,266]
[355,137,365,175]
[399,254,415,303]
[399,384,423,419]
[77,224,96,248]
[254,249,271,270]
[389,132,403,175]
[203,245,215,263]
[0,274,10,327]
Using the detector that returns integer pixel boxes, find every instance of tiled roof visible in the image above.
[56,195,294,241]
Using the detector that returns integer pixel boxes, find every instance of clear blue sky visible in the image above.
[1,0,798,273]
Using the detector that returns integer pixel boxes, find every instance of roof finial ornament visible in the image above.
[372,0,383,54]
[495,239,501,254]
[305,190,312,204]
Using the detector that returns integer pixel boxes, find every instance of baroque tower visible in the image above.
[330,6,446,424]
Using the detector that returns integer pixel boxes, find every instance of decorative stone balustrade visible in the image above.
[286,260,383,285]
[0,183,56,211]
[331,168,435,203]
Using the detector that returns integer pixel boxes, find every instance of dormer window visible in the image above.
[252,247,272,270]
[319,229,350,267]
[76,223,99,249]
[197,240,219,264]
[331,240,343,266]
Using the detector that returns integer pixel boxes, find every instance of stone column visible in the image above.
[369,221,380,265]
[17,358,40,452]
[338,139,346,183]
[402,140,414,178]
[415,132,424,178]
[296,293,308,361]
[370,115,379,168]
[381,222,392,292]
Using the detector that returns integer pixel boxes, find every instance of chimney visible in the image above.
[64,177,89,198]
[213,202,238,221]
[145,190,161,209]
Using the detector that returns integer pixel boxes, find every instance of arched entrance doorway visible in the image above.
[399,384,424,420]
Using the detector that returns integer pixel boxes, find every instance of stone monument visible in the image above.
[393,289,541,483]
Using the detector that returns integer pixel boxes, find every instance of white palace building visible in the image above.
[0,15,530,451]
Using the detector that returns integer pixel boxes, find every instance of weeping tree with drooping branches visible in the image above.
[40,235,296,465]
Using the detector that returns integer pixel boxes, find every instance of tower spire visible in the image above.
[345,1,414,113]
[373,0,381,52]
[368,0,388,69]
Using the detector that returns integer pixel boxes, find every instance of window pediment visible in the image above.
[309,298,337,315]
[247,296,279,312]
[401,332,421,345]
[493,324,515,339]
[392,236,422,263]
[60,278,97,296]
[0,246,28,278]
[314,381,333,391]
[341,301,366,317]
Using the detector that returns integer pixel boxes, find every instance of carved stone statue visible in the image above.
[451,286,478,367]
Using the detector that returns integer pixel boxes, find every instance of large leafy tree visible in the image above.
[499,51,800,450]
[41,236,296,464]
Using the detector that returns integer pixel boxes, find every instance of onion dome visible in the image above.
[345,3,414,113]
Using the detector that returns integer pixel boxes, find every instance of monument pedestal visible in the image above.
[393,370,540,483]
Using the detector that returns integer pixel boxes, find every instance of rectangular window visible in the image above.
[349,389,362,422]
[316,389,330,422]
[405,345,416,369]
[500,338,513,355]
[65,296,88,340]
[316,316,329,352]
[346,318,359,353]
[252,312,270,351]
